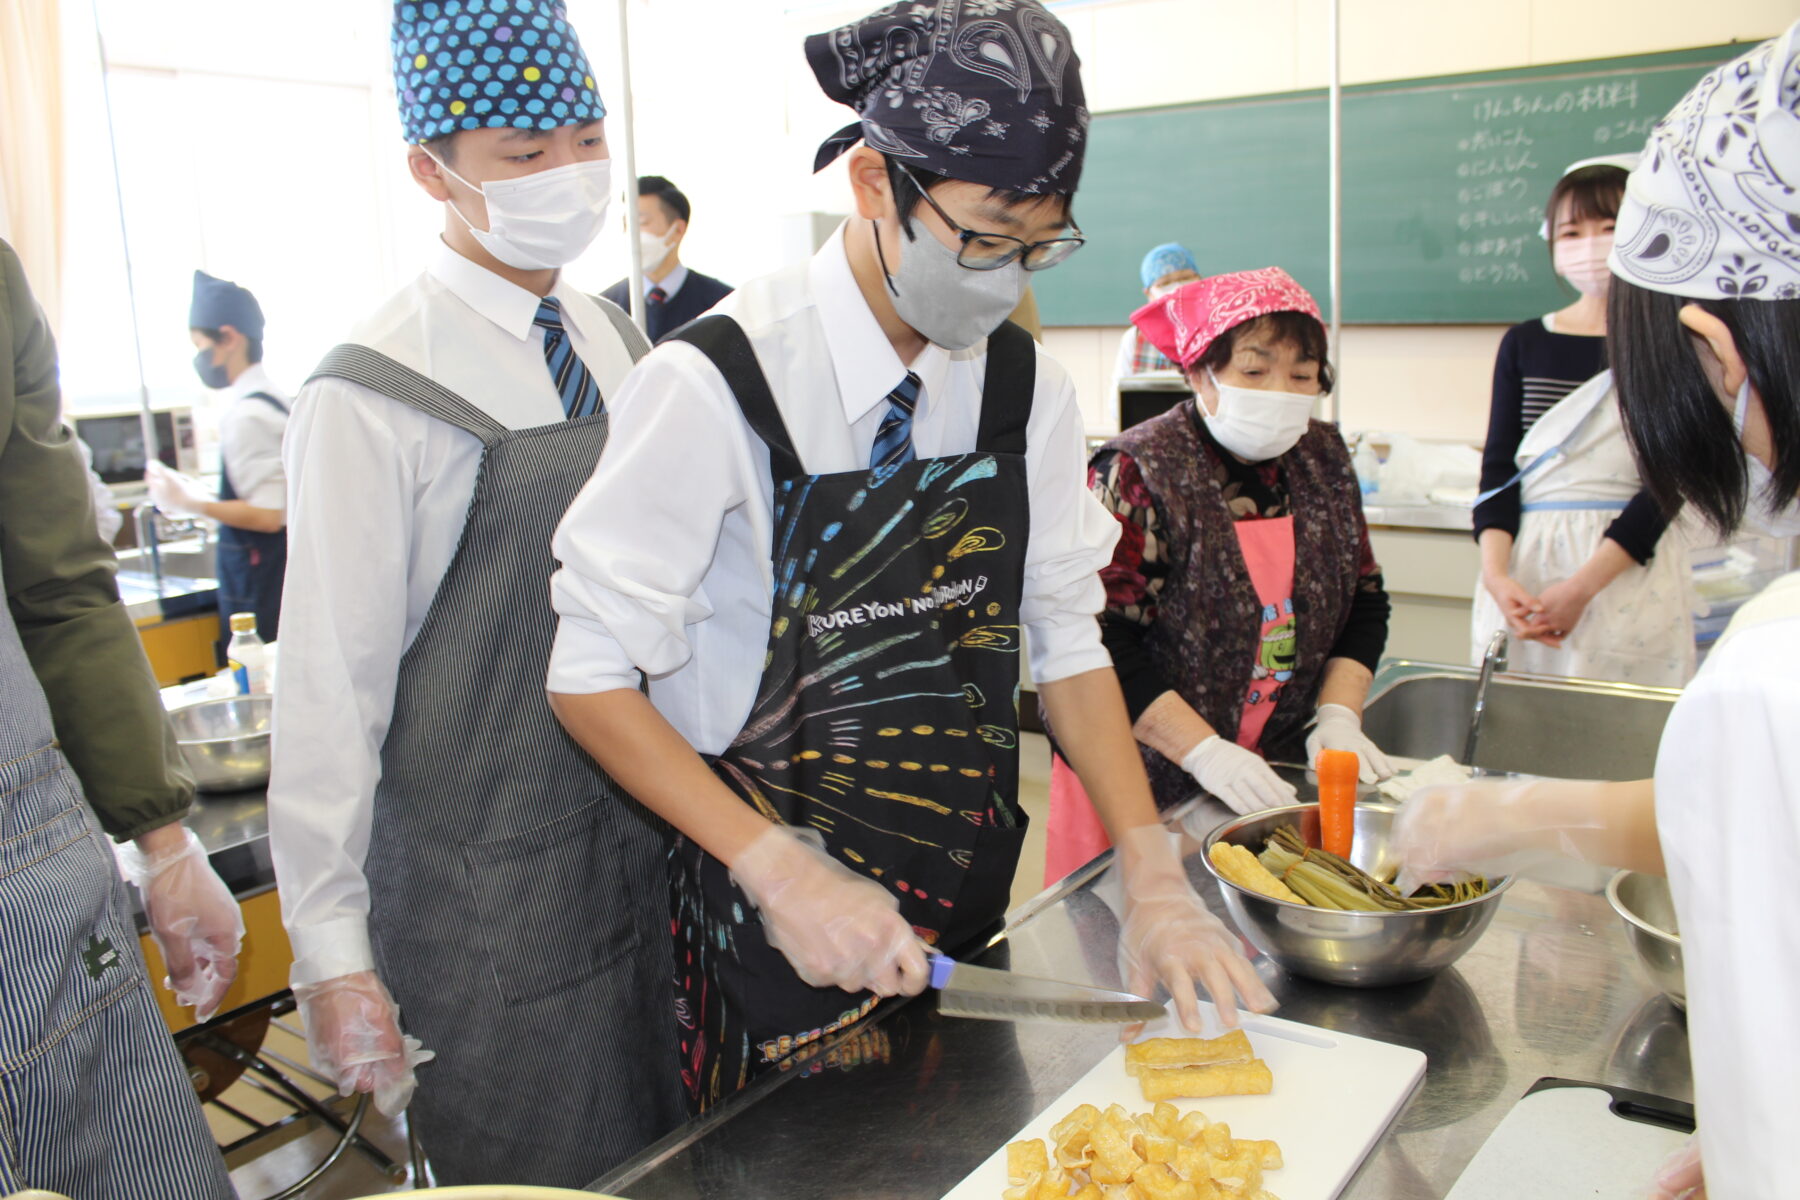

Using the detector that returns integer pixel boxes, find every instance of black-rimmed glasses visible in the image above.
[897,163,1085,272]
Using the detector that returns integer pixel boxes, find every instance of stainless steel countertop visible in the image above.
[119,569,219,623]
[592,781,1689,1199]
[185,785,274,899]
[1361,501,1476,532]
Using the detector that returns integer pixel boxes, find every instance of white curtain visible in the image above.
[0,0,65,331]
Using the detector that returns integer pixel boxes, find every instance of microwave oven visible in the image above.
[72,408,200,486]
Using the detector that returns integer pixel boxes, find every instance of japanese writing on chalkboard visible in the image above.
[1471,80,1641,123]
[1449,75,1649,288]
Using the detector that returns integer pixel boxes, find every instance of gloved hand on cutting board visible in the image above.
[1389,777,1663,894]
[732,823,929,998]
[118,824,244,1022]
[1115,823,1276,1035]
[295,971,435,1116]
[1180,735,1297,815]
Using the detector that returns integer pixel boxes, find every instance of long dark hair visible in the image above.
[1609,277,1800,532]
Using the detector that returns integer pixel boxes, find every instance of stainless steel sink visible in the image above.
[117,542,217,581]
[1361,662,1678,780]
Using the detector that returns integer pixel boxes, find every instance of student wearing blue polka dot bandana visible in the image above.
[395,0,613,271]
[268,0,680,1186]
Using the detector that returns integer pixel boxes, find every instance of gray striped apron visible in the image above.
[307,340,682,1187]
[0,551,234,1198]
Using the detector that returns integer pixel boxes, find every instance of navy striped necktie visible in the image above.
[870,371,922,470]
[533,297,602,419]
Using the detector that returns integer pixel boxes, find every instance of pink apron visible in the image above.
[1044,516,1299,886]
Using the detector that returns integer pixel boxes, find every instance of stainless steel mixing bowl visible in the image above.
[1201,802,1514,988]
[1606,870,1686,1009]
[169,695,272,793]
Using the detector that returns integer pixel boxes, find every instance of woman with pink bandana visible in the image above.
[1044,268,1392,883]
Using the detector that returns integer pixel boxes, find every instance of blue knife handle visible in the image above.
[926,951,955,990]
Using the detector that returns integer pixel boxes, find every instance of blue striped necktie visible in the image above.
[870,371,922,470]
[533,297,602,419]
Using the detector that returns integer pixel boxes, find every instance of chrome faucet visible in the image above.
[129,502,208,591]
[1465,630,1508,766]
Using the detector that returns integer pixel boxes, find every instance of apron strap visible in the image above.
[307,344,508,445]
[592,293,652,362]
[975,320,1036,456]
[1521,499,1630,513]
[668,315,804,479]
[1473,376,1611,507]
[241,390,290,415]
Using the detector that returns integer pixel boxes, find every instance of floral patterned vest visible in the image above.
[1108,405,1365,809]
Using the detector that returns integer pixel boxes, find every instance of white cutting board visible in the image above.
[940,1003,1425,1200]
[1444,1085,1689,1200]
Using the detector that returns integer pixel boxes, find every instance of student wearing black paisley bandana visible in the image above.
[548,0,1275,1112]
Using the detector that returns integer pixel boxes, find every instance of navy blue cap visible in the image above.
[189,270,265,342]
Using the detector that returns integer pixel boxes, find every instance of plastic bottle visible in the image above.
[223,613,269,695]
[1352,437,1382,498]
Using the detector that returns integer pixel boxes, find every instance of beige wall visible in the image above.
[1044,324,1510,440]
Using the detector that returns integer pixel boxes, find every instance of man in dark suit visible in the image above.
[601,175,733,343]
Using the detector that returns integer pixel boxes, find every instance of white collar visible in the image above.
[425,238,594,343]
[224,363,276,401]
[645,264,688,298]
[808,221,951,426]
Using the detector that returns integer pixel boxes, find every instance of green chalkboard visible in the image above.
[1033,43,1754,326]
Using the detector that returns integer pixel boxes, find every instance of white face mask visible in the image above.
[1200,368,1317,462]
[1553,235,1613,298]
[1148,279,1185,300]
[1732,379,1800,536]
[638,227,675,273]
[430,153,612,270]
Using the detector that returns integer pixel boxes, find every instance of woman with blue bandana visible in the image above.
[1113,241,1199,390]
[548,0,1272,1115]
[267,0,681,1185]
[1394,23,1800,1195]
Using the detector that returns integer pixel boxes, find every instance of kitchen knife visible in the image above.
[926,952,1166,1024]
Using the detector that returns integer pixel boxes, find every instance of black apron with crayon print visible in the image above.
[666,316,1036,1113]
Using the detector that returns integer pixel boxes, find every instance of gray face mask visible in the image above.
[877,218,1027,352]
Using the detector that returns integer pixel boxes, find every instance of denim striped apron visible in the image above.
[305,344,682,1187]
[0,554,234,1198]
[215,390,289,645]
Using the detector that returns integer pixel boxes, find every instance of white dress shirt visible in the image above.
[217,362,290,509]
[548,221,1117,754]
[643,263,688,300]
[1654,572,1800,1199]
[270,239,638,987]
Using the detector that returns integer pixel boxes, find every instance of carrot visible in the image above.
[1316,748,1359,860]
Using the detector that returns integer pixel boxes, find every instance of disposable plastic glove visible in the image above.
[144,460,212,518]
[1649,1136,1706,1199]
[1390,778,1662,895]
[295,972,435,1117]
[118,827,244,1021]
[1181,735,1297,815]
[1304,703,1395,783]
[1115,824,1276,1034]
[731,824,929,998]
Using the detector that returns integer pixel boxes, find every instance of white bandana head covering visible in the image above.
[1538,153,1641,239]
[1610,20,1800,299]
